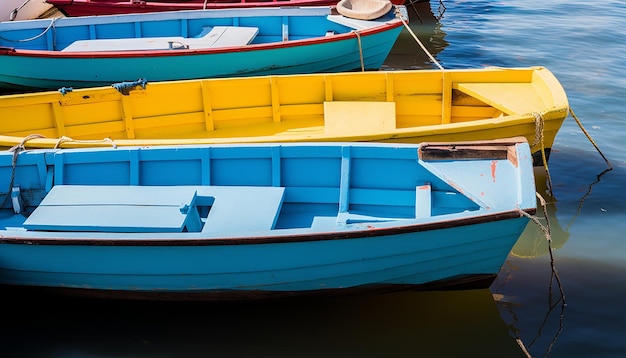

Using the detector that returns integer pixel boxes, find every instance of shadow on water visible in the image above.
[0,287,526,357]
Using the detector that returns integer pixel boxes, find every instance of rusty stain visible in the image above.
[491,160,497,182]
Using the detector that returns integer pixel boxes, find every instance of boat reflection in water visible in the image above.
[511,167,570,259]
[0,287,525,356]
[492,167,571,357]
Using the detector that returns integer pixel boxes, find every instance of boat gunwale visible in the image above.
[0,6,404,59]
[0,23,402,58]
[0,208,535,246]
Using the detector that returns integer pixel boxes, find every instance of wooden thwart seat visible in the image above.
[455,82,543,115]
[61,26,259,52]
[324,101,396,136]
[197,186,284,234]
[335,184,433,224]
[24,185,203,233]
[24,185,285,234]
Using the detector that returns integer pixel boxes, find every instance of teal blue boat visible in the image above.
[0,5,406,91]
[0,138,536,300]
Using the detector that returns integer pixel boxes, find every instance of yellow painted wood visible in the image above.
[0,67,569,156]
[455,83,544,114]
[324,102,396,136]
[271,76,281,123]
[121,95,135,139]
[200,80,214,131]
[51,102,66,137]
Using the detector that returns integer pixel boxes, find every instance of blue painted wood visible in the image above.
[0,140,537,298]
[60,26,259,51]
[22,185,285,233]
[415,184,431,218]
[0,6,406,90]
[23,185,202,232]
[197,186,285,233]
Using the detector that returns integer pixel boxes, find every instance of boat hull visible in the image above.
[47,0,405,17]
[0,67,569,165]
[0,6,405,90]
[0,140,536,300]
[0,217,529,300]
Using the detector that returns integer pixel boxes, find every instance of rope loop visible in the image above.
[531,112,544,148]
[9,134,47,154]
[54,136,118,149]
[0,17,57,42]
[531,112,554,195]
[2,134,46,211]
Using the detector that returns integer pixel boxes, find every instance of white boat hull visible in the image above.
[0,0,53,21]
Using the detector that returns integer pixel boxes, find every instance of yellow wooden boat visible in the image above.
[0,66,568,164]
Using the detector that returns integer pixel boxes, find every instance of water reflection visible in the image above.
[0,287,525,357]
[382,1,447,70]
[511,167,569,259]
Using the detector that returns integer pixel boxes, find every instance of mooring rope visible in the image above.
[394,7,444,70]
[568,108,612,169]
[352,30,364,72]
[531,112,554,196]
[515,192,568,358]
[518,192,566,303]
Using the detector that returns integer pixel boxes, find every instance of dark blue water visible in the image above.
[385,1,626,356]
[2,1,625,357]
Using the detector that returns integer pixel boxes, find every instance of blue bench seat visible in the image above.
[23,185,285,234]
[61,26,259,52]
[196,186,284,234]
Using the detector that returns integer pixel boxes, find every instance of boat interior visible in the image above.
[0,143,496,235]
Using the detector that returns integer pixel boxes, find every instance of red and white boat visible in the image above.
[47,0,405,17]
[1,0,55,21]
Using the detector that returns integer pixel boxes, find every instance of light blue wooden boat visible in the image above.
[0,5,406,91]
[0,138,536,300]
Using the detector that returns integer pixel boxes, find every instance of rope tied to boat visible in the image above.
[1,134,46,211]
[394,6,443,70]
[351,30,365,72]
[516,192,567,357]
[58,87,73,95]
[0,17,57,43]
[111,78,148,95]
[54,136,117,149]
[568,107,612,170]
[531,112,554,195]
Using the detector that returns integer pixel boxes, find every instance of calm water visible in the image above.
[2,1,626,357]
